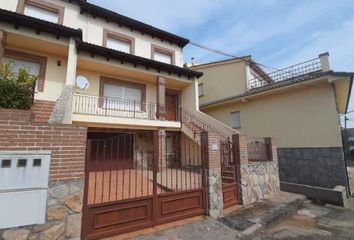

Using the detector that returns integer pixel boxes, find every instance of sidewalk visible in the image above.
[133,192,304,240]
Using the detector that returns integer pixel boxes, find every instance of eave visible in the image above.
[75,40,203,79]
[0,8,82,40]
[67,0,189,48]
[200,71,353,110]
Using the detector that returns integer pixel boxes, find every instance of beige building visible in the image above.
[192,54,353,194]
[0,1,279,239]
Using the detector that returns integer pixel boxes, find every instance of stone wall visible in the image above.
[0,180,83,240]
[347,167,354,197]
[278,147,348,189]
[240,161,280,205]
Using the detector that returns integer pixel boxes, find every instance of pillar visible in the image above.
[0,30,6,61]
[49,37,77,124]
[201,131,223,218]
[156,76,166,120]
[319,52,330,72]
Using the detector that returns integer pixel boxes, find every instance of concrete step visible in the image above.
[219,191,306,239]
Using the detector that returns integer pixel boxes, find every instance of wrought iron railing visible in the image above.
[248,57,322,90]
[247,138,271,162]
[73,94,159,120]
[180,108,230,141]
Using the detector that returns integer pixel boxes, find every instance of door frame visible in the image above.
[165,89,181,121]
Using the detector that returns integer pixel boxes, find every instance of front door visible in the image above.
[165,93,178,121]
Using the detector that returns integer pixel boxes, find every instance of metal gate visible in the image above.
[82,131,206,239]
[220,138,241,208]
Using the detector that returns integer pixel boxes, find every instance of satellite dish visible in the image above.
[75,75,89,90]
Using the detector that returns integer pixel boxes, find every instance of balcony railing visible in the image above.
[248,57,322,90]
[73,94,159,120]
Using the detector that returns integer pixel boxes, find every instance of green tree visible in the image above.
[0,62,37,109]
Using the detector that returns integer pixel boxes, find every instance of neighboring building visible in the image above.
[0,1,279,239]
[191,53,353,196]
[343,128,354,159]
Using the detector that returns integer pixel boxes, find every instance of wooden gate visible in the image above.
[220,138,241,208]
[82,131,206,239]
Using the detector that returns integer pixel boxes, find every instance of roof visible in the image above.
[0,8,82,39]
[190,55,251,69]
[76,40,203,79]
[67,0,189,47]
[200,71,354,109]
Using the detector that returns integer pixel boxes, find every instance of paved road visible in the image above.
[135,199,354,240]
[261,200,354,240]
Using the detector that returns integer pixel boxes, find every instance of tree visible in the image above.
[0,62,37,109]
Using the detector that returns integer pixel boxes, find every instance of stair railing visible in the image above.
[180,107,230,141]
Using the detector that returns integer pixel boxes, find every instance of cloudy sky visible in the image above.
[89,0,354,124]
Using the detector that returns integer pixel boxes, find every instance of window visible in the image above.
[198,83,204,97]
[107,38,131,53]
[230,111,241,129]
[17,0,64,24]
[3,49,47,92]
[100,77,146,112]
[24,4,58,23]
[151,45,175,65]
[103,30,134,54]
[3,57,40,91]
[3,58,40,77]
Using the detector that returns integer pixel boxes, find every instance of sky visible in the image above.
[89,0,354,125]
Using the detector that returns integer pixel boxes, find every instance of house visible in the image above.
[0,1,279,239]
[191,53,354,199]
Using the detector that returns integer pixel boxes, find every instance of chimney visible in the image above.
[191,57,195,66]
[319,52,330,72]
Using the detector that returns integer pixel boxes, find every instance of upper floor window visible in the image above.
[151,45,175,65]
[103,30,135,54]
[3,49,47,92]
[198,83,204,97]
[230,111,241,129]
[17,0,64,24]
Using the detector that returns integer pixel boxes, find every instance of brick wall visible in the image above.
[30,100,56,123]
[0,108,87,181]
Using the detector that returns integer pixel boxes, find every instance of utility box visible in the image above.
[0,151,51,229]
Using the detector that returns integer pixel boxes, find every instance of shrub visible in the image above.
[0,62,37,109]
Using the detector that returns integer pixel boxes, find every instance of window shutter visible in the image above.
[107,38,131,53]
[231,111,241,129]
[24,5,59,23]
[153,51,172,64]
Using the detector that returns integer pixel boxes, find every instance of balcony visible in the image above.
[248,55,326,91]
[72,93,181,128]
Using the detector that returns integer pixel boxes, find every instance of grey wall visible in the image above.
[278,147,348,189]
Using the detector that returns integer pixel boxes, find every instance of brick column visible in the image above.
[156,76,166,120]
[0,30,6,61]
[265,137,277,162]
[232,134,249,164]
[201,131,223,218]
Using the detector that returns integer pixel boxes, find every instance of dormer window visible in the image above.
[103,30,135,54]
[151,45,175,65]
[17,0,64,24]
